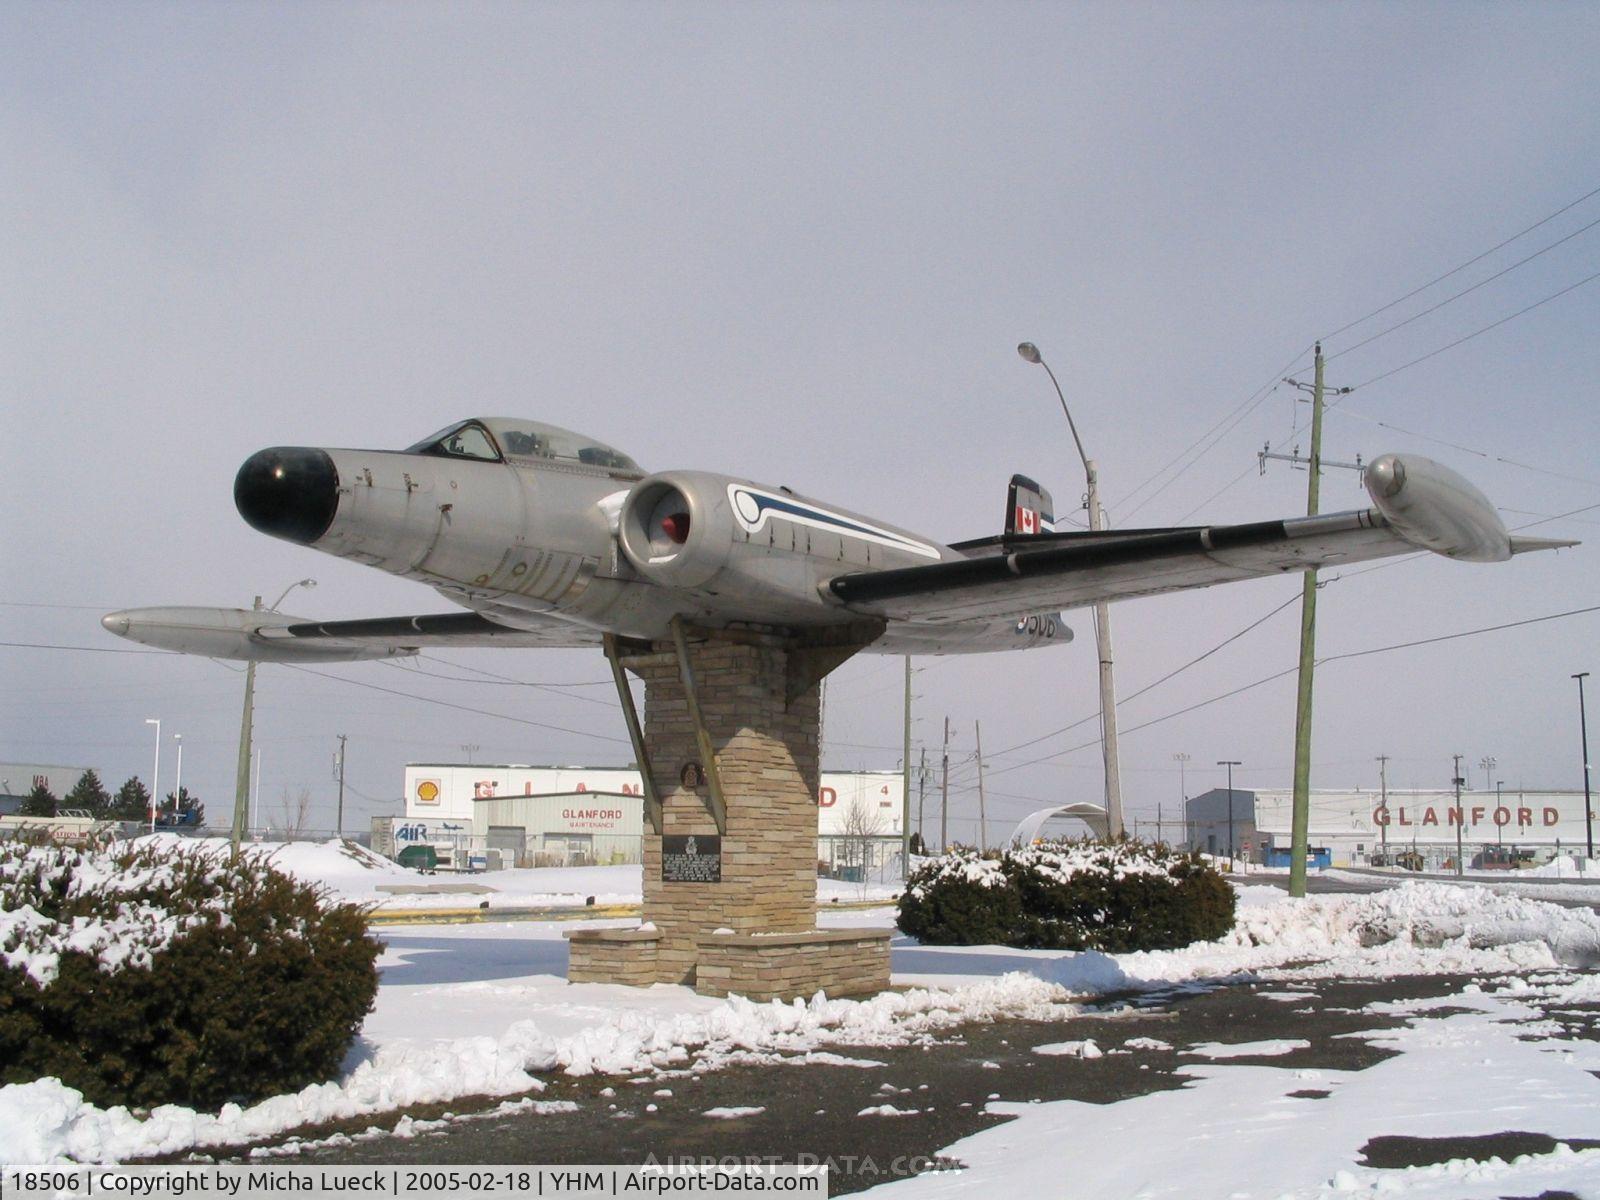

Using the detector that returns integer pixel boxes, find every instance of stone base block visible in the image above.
[694,928,893,1001]
[565,927,662,987]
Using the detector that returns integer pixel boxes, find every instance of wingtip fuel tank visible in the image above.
[101,606,416,662]
[1364,453,1512,563]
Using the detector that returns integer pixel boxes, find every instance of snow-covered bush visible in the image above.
[897,840,1235,951]
[0,839,379,1109]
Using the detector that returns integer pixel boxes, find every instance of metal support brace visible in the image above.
[668,616,728,834]
[603,633,662,834]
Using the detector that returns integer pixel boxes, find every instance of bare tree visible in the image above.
[275,786,313,842]
[840,793,888,897]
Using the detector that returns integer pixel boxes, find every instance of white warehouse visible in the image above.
[378,762,905,877]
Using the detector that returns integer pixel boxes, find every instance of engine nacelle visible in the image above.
[616,469,932,623]
[617,471,742,589]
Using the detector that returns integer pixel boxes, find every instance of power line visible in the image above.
[1344,266,1600,393]
[409,654,613,689]
[383,656,617,707]
[986,601,1600,777]
[1111,346,1314,521]
[0,639,167,655]
[1325,213,1600,361]
[985,587,1304,765]
[277,662,631,745]
[1320,182,1600,343]
[1328,404,1600,490]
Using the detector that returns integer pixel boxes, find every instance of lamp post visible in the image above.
[1217,760,1242,861]
[1172,752,1191,846]
[145,718,161,834]
[1452,754,1465,878]
[233,578,316,852]
[172,733,184,824]
[1478,755,1497,795]
[1576,672,1593,858]
[1018,340,1123,837]
[1496,779,1504,847]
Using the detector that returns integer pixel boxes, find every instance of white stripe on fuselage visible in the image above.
[727,485,942,560]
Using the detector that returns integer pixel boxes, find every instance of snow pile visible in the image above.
[1231,882,1600,967]
[142,835,422,904]
[1519,856,1600,879]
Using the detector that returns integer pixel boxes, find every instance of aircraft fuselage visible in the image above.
[232,421,1066,655]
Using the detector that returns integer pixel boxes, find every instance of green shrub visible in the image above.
[0,840,380,1110]
[898,839,1235,952]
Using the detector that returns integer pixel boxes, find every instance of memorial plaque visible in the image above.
[661,834,722,883]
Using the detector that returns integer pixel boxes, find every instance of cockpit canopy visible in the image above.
[406,419,642,474]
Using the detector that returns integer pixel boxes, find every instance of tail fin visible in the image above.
[1006,474,1055,537]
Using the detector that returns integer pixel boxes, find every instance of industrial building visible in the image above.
[1185,786,1596,869]
[374,763,905,878]
[0,762,96,816]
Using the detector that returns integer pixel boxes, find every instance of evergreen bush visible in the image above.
[897,839,1235,952]
[0,840,380,1109]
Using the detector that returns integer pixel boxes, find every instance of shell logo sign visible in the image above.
[414,778,442,806]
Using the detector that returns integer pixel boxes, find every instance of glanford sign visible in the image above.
[1373,803,1561,831]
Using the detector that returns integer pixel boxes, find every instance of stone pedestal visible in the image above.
[567,631,892,999]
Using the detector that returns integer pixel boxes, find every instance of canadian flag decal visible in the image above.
[1015,506,1038,535]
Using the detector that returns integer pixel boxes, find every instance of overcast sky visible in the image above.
[4,2,1598,841]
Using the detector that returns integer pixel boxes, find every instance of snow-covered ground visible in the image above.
[143,836,900,911]
[7,850,1600,1198]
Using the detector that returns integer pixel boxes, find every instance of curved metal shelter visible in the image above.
[1008,803,1110,846]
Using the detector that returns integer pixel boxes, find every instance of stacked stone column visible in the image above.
[566,631,891,999]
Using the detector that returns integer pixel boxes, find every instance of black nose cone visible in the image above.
[235,447,339,545]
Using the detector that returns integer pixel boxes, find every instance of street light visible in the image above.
[1217,760,1242,861]
[1018,340,1123,837]
[268,578,316,613]
[1576,672,1593,858]
[144,718,161,833]
[172,733,184,824]
[1478,755,1497,794]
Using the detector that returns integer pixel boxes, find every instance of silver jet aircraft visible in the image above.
[103,417,1571,660]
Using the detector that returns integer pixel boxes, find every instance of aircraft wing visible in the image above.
[101,606,601,661]
[828,454,1577,623]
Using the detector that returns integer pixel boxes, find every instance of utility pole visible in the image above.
[1218,760,1241,861]
[1452,754,1465,878]
[251,746,262,834]
[1376,754,1390,859]
[231,594,262,853]
[1283,344,1349,899]
[1496,779,1505,847]
[916,748,927,851]
[233,578,314,852]
[1576,672,1593,858]
[1172,752,1190,847]
[336,734,348,837]
[901,656,913,874]
[1018,342,1123,836]
[940,718,950,853]
[975,720,988,851]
